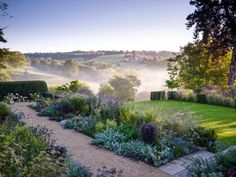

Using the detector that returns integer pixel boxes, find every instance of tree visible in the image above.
[0,2,9,43]
[63,60,79,78]
[166,42,231,92]
[186,0,236,91]
[98,74,141,103]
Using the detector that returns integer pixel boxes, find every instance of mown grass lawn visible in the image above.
[132,100,236,146]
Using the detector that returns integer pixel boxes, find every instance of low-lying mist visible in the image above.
[13,64,168,100]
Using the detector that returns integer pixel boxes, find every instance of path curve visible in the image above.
[11,102,170,177]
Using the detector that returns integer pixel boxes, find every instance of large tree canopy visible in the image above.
[186,0,236,90]
[0,2,8,43]
[166,42,231,91]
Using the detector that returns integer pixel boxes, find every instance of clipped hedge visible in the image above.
[167,91,235,108]
[167,91,179,100]
[150,91,165,101]
[196,93,207,104]
[0,80,48,100]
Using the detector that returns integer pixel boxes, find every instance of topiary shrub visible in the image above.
[167,91,179,100]
[140,123,157,144]
[150,91,165,101]
[0,102,11,121]
[196,93,207,104]
[0,80,48,100]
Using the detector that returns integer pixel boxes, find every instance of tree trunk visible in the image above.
[228,44,236,96]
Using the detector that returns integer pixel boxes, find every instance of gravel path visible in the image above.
[11,102,170,177]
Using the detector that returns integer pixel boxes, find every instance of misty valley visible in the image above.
[11,50,173,98]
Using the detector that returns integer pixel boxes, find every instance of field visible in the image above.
[133,100,236,146]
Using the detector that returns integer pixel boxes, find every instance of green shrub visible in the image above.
[100,103,120,121]
[191,127,217,152]
[116,140,157,164]
[206,94,235,108]
[0,80,48,100]
[106,119,117,128]
[74,117,97,136]
[167,91,179,100]
[196,93,207,103]
[64,158,92,177]
[0,101,11,121]
[95,122,105,132]
[115,123,139,140]
[38,106,59,117]
[150,91,165,101]
[0,123,65,177]
[187,157,223,177]
[119,105,136,124]
[60,117,79,129]
[215,148,236,173]
[92,128,126,150]
[68,95,90,115]
[186,93,196,102]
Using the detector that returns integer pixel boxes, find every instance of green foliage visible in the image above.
[167,91,179,100]
[56,80,93,96]
[206,94,236,108]
[167,91,235,108]
[63,60,79,78]
[150,91,165,100]
[166,42,231,90]
[97,83,115,105]
[0,121,65,177]
[119,105,136,124]
[117,140,158,164]
[96,166,123,177]
[215,148,236,173]
[95,122,105,132]
[67,95,90,116]
[63,158,92,177]
[92,128,126,150]
[26,151,65,177]
[100,103,120,121]
[187,157,223,177]
[38,106,59,117]
[0,101,10,121]
[61,117,97,136]
[186,0,236,88]
[75,117,97,136]
[0,71,11,81]
[115,123,139,140]
[196,93,207,104]
[105,119,117,129]
[0,80,48,100]
[98,74,141,103]
[190,127,217,152]
[60,117,79,129]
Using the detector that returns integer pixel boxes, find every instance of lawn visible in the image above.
[133,100,236,146]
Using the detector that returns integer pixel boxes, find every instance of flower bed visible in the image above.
[30,89,218,168]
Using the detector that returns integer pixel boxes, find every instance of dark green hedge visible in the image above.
[0,80,48,100]
[196,93,207,104]
[167,91,179,100]
[150,91,165,100]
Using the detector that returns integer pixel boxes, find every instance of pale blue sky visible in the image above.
[0,0,195,52]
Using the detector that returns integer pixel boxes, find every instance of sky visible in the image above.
[0,0,195,53]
